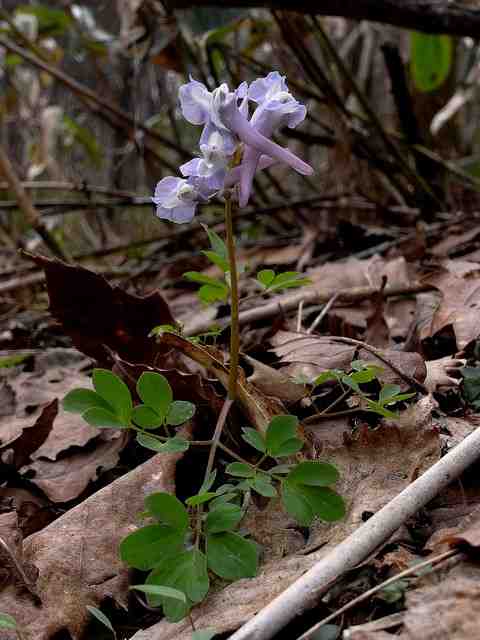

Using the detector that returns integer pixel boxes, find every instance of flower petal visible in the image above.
[156,203,197,224]
[179,78,212,125]
[219,99,313,176]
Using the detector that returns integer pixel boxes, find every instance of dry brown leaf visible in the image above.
[243,354,306,404]
[422,261,480,348]
[402,574,480,640]
[22,431,128,503]
[424,356,466,392]
[28,254,174,366]
[0,440,188,640]
[0,360,98,456]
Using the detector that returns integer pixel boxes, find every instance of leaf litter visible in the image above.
[2,214,480,640]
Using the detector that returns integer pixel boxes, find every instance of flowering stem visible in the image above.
[224,191,240,400]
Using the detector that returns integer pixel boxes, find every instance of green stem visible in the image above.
[224,191,240,400]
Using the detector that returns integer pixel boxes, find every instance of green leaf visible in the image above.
[410,32,452,92]
[269,464,293,474]
[201,224,227,258]
[199,283,229,305]
[63,388,111,414]
[86,606,115,636]
[205,503,243,534]
[202,250,229,273]
[241,427,266,453]
[132,405,164,429]
[350,368,377,384]
[199,469,217,494]
[206,532,258,580]
[186,492,218,507]
[365,401,398,419]
[136,433,189,453]
[0,613,16,630]
[226,462,255,478]
[92,369,132,422]
[257,269,276,288]
[378,384,402,404]
[120,524,185,570]
[191,630,217,640]
[248,475,277,498]
[270,272,311,292]
[184,272,226,288]
[83,407,128,429]
[271,439,303,457]
[136,372,172,419]
[131,584,186,602]
[166,401,196,426]
[146,549,209,621]
[287,461,340,487]
[282,482,345,526]
[145,493,189,532]
[265,415,299,457]
[0,353,29,368]
[313,371,338,387]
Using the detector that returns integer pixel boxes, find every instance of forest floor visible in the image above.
[1,201,480,640]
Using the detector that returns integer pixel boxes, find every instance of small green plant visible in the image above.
[183,225,311,306]
[256,269,311,292]
[118,413,344,621]
[309,360,415,419]
[86,606,117,639]
[64,370,195,454]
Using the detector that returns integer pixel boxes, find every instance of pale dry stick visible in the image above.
[298,547,459,640]
[185,282,433,336]
[307,292,340,334]
[228,424,480,640]
[0,144,69,260]
[296,299,304,332]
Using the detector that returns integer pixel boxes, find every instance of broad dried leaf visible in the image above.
[27,254,174,365]
[22,430,128,502]
[1,399,57,469]
[0,433,189,640]
[422,261,480,349]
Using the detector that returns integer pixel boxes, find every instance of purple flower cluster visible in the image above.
[152,72,313,223]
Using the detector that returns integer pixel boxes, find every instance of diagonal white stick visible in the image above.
[229,424,480,640]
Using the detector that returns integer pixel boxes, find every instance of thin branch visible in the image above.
[299,548,460,639]
[0,143,69,260]
[229,423,480,640]
[164,0,480,38]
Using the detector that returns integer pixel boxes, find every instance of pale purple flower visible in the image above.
[238,72,307,207]
[153,72,313,224]
[152,176,200,223]
[179,79,247,155]
[180,129,230,197]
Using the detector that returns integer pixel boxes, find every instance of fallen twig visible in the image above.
[185,282,434,336]
[228,424,480,640]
